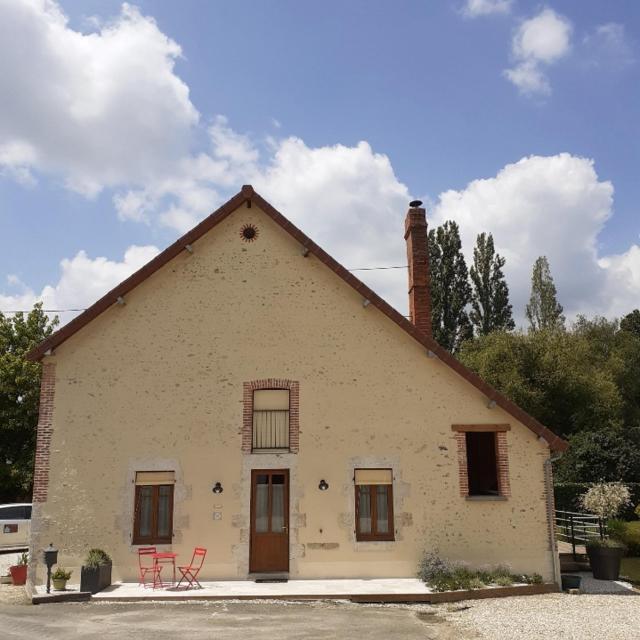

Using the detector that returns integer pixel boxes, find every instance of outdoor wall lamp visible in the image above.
[212,482,224,494]
[43,543,58,594]
[318,479,329,491]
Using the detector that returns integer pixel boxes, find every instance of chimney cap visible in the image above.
[409,199,423,208]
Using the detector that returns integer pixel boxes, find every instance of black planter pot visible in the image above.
[80,563,112,594]
[587,546,624,581]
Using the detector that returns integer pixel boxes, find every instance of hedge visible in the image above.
[554,483,640,521]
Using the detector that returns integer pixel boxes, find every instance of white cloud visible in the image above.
[504,60,550,95]
[598,246,640,319]
[1,2,638,330]
[113,116,260,233]
[432,153,640,323]
[0,0,198,196]
[583,23,635,69]
[0,245,159,324]
[3,145,640,328]
[3,130,414,321]
[254,138,411,306]
[505,8,572,95]
[462,0,513,18]
[0,141,38,186]
[512,8,571,63]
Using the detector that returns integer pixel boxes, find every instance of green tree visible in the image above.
[554,428,640,483]
[525,256,565,332]
[620,309,640,337]
[458,326,623,439]
[575,315,640,429]
[469,232,514,336]
[428,221,472,352]
[0,303,58,501]
[458,317,640,484]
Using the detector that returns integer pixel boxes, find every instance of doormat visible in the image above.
[254,578,288,583]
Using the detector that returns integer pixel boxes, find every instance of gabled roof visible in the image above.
[28,185,568,451]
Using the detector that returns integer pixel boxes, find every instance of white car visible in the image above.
[0,503,31,550]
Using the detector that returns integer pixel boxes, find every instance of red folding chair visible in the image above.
[138,547,162,588]
[176,547,207,590]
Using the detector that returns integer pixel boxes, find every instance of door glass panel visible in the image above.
[271,475,285,532]
[157,486,172,538]
[255,475,269,532]
[376,486,389,533]
[138,486,153,537]
[358,486,371,534]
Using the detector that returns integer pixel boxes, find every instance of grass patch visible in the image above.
[608,519,640,555]
[620,557,640,585]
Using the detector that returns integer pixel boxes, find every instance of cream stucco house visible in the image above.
[27,186,567,587]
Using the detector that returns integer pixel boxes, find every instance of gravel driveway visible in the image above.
[0,595,468,640]
[0,585,638,639]
[436,593,640,640]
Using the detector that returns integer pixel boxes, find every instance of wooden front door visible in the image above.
[250,469,289,573]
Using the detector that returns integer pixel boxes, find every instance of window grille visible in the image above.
[252,390,290,450]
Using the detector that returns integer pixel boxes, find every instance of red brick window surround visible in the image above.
[452,424,511,498]
[242,379,299,453]
[33,362,56,503]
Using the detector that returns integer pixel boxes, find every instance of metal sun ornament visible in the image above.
[240,224,258,242]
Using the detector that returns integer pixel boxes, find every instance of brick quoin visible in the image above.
[454,432,469,497]
[242,379,300,454]
[496,431,511,497]
[32,362,56,503]
[543,458,557,551]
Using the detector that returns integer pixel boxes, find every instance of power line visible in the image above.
[348,265,408,271]
[2,308,86,314]
[2,265,409,314]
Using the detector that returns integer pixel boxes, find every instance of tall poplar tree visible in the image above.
[469,232,514,335]
[428,220,472,352]
[525,256,565,331]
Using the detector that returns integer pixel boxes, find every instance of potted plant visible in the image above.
[580,482,631,581]
[80,548,112,594]
[585,538,626,580]
[51,567,72,591]
[9,551,28,586]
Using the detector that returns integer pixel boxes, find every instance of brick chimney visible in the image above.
[404,200,432,337]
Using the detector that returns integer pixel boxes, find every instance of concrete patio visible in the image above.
[32,577,557,603]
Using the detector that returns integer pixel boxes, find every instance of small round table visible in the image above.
[152,552,177,588]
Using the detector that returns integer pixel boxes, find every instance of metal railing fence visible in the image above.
[555,509,605,560]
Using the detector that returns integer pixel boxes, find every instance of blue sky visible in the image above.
[0,0,638,324]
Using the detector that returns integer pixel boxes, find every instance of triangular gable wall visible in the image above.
[28,185,567,451]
